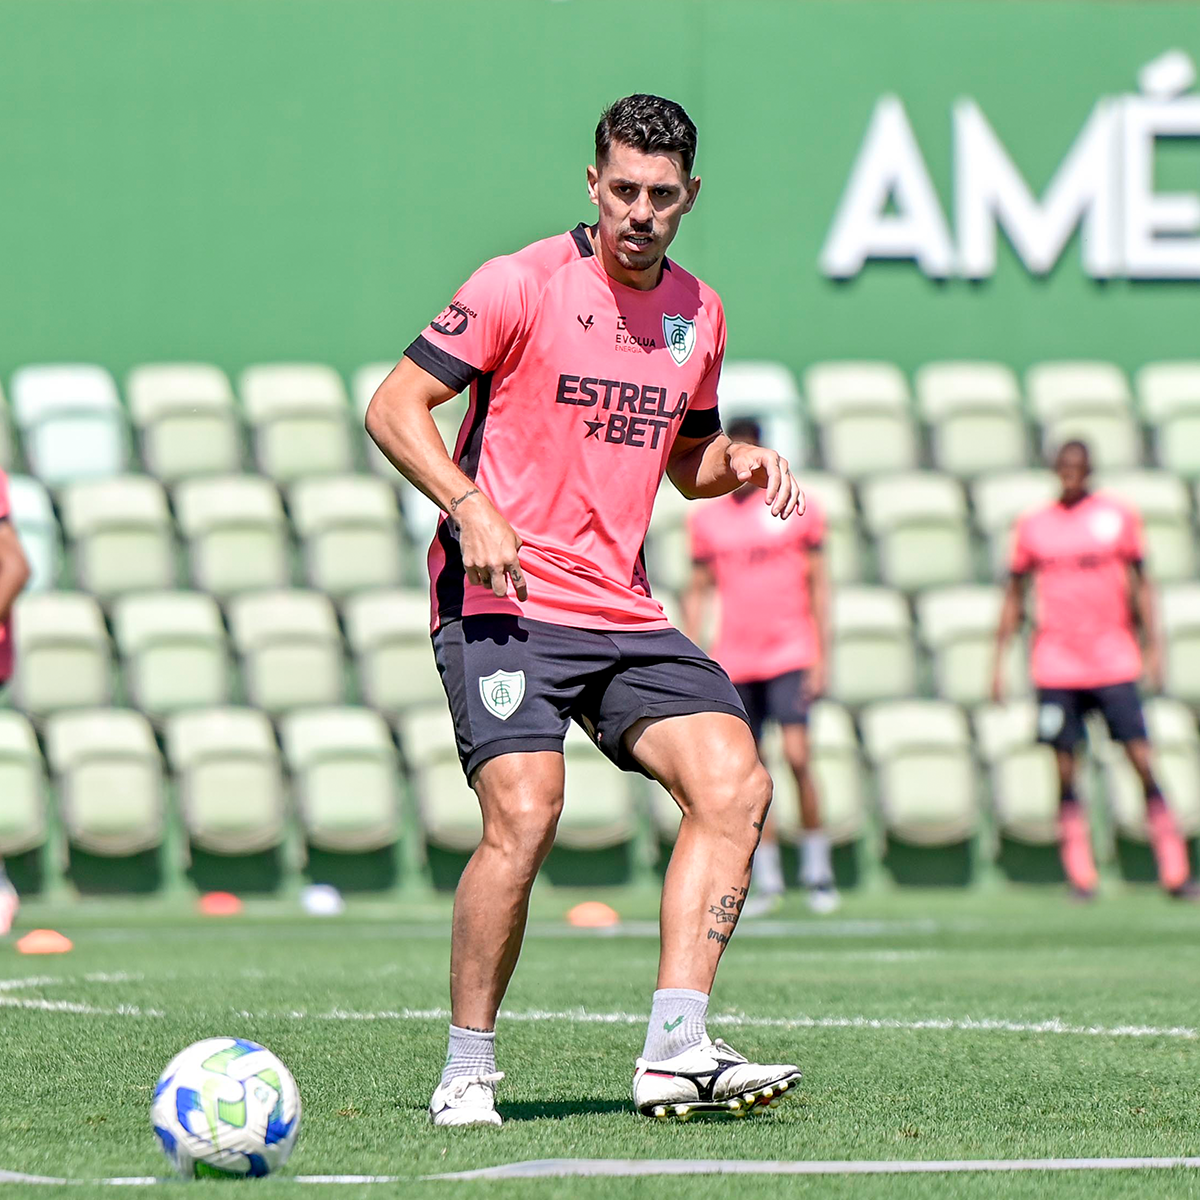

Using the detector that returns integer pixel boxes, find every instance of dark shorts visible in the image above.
[734,669,811,744]
[431,615,750,780]
[1036,682,1147,752]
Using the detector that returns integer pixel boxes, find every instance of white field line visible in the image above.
[430,1156,1200,1180]
[3,974,1196,1041]
[5,1158,1200,1186]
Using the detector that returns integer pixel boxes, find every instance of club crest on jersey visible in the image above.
[662,314,696,366]
[1088,508,1122,544]
[479,669,526,720]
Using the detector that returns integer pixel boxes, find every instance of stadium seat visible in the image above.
[174,475,291,597]
[353,363,469,545]
[12,591,112,716]
[281,707,400,852]
[1137,361,1200,478]
[756,701,866,844]
[915,361,1027,478]
[1026,361,1140,469]
[166,707,286,854]
[289,474,405,597]
[917,585,1026,706]
[802,471,863,584]
[10,364,130,486]
[859,472,973,592]
[1096,471,1194,582]
[829,587,916,705]
[860,700,978,845]
[239,363,355,483]
[7,474,62,591]
[352,363,395,479]
[227,589,345,716]
[59,475,178,599]
[1159,584,1200,705]
[804,361,918,479]
[344,588,443,713]
[45,709,163,855]
[717,360,806,466]
[112,591,232,718]
[973,701,1059,844]
[1094,698,1200,841]
[400,705,481,850]
[126,364,243,481]
[0,711,47,857]
[970,470,1057,577]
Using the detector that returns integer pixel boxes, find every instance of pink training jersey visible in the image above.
[1010,492,1145,689]
[406,223,725,632]
[689,490,825,684]
[0,471,12,682]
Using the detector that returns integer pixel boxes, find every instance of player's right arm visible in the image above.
[367,258,531,600]
[992,515,1034,703]
[991,573,1026,704]
[681,559,715,646]
[364,360,525,600]
[0,476,30,623]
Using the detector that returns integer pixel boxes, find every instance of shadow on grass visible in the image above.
[411,1098,632,1120]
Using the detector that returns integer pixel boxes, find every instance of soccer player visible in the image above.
[991,440,1194,900]
[0,465,30,936]
[683,417,837,916]
[367,95,804,1126]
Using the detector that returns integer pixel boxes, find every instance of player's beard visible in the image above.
[615,231,660,272]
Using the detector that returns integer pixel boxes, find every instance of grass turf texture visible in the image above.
[2,887,1199,1200]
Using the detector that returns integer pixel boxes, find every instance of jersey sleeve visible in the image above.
[0,471,11,522]
[688,509,714,565]
[404,257,528,392]
[1009,516,1034,575]
[679,295,725,439]
[1118,504,1146,564]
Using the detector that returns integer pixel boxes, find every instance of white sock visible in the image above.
[440,1024,496,1086]
[801,832,833,888]
[642,988,709,1061]
[752,840,784,896]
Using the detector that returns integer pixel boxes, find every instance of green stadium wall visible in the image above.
[3,0,1199,389]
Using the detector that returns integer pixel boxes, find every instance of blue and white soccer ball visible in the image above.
[151,1037,301,1178]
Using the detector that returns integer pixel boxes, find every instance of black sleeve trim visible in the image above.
[404,335,479,393]
[679,405,721,439]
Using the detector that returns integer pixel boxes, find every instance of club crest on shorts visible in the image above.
[479,669,526,720]
[662,314,696,366]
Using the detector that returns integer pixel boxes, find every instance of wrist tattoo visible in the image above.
[449,488,480,513]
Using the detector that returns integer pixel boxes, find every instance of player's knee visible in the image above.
[683,757,772,840]
[484,791,563,866]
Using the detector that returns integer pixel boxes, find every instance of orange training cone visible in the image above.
[198,892,243,917]
[566,901,620,928]
[16,929,73,955]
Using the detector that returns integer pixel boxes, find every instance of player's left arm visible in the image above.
[667,431,804,518]
[1131,560,1163,693]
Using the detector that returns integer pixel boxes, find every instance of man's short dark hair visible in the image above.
[727,417,762,444]
[1056,439,1091,467]
[595,94,698,175]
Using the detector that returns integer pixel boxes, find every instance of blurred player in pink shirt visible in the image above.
[992,441,1193,900]
[684,418,836,915]
[0,468,32,935]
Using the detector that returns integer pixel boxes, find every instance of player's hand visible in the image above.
[805,660,826,700]
[453,493,528,601]
[726,442,804,519]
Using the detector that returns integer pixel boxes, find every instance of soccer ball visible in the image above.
[151,1037,301,1178]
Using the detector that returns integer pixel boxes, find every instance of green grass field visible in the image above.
[3,886,1200,1200]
